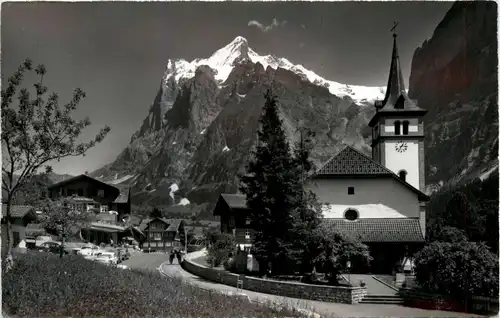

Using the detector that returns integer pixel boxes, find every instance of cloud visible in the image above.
[248,18,286,33]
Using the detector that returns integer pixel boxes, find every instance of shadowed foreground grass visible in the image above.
[2,253,310,317]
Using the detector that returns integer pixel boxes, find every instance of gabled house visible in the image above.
[1,204,38,253]
[48,174,133,245]
[213,194,253,252]
[48,174,131,220]
[138,217,186,252]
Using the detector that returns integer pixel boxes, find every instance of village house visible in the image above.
[1,204,38,253]
[48,174,135,245]
[138,217,186,252]
[213,32,429,274]
[48,174,131,218]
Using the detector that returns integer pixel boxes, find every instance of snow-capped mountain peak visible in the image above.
[165,36,385,103]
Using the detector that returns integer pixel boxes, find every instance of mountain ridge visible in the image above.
[91,2,497,219]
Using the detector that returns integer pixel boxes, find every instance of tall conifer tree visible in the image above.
[240,89,301,274]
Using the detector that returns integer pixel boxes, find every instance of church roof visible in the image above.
[316,145,393,176]
[323,218,424,243]
[314,144,429,201]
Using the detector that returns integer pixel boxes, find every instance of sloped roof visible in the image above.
[322,218,424,243]
[113,187,130,204]
[314,144,429,201]
[316,145,393,176]
[220,194,248,210]
[2,204,36,219]
[48,174,118,191]
[138,217,183,232]
[164,218,183,232]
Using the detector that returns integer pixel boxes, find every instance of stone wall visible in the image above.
[182,258,367,304]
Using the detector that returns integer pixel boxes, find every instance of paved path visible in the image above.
[124,253,481,318]
[343,274,397,295]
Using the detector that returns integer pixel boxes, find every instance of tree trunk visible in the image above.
[4,199,15,272]
[59,227,65,259]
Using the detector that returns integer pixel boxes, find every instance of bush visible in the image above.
[2,252,308,317]
[306,224,372,285]
[414,240,499,299]
[206,233,237,267]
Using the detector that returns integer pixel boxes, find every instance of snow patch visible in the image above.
[480,165,498,181]
[223,146,230,152]
[322,204,406,219]
[237,93,246,98]
[108,174,135,185]
[173,141,177,145]
[178,198,190,206]
[200,129,206,135]
[169,183,179,200]
[164,36,385,104]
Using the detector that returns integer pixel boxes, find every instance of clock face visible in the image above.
[395,141,408,153]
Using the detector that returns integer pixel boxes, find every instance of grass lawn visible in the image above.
[2,252,310,317]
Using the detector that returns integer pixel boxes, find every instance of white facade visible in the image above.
[1,223,28,251]
[321,203,407,219]
[306,178,420,218]
[383,139,420,189]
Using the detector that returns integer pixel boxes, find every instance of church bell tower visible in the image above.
[368,25,428,193]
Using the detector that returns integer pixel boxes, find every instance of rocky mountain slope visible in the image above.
[408,1,498,190]
[91,36,386,215]
[92,2,497,217]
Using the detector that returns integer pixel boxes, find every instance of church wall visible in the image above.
[306,178,420,218]
[383,140,420,189]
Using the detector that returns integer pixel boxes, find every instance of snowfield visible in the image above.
[164,36,385,104]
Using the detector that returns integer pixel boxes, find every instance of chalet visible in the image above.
[1,204,38,253]
[48,174,134,245]
[48,174,131,220]
[138,218,186,252]
[213,32,430,274]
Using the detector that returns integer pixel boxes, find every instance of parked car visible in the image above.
[39,241,67,255]
[77,244,100,257]
[94,251,119,266]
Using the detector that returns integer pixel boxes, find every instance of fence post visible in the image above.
[237,275,244,292]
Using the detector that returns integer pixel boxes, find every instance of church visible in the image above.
[213,31,429,274]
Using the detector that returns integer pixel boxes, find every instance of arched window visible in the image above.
[394,121,401,135]
[402,121,409,135]
[344,209,359,221]
[398,170,407,182]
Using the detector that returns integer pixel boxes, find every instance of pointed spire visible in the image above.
[381,22,407,109]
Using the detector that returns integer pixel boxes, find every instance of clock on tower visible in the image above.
[368,30,428,192]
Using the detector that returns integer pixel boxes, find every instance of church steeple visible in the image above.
[374,23,423,112]
[382,31,407,108]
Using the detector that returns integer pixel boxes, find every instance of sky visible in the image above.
[2,1,453,176]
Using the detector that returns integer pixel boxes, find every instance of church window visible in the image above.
[394,121,401,135]
[398,170,407,182]
[344,209,359,221]
[402,121,409,135]
[348,187,355,195]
